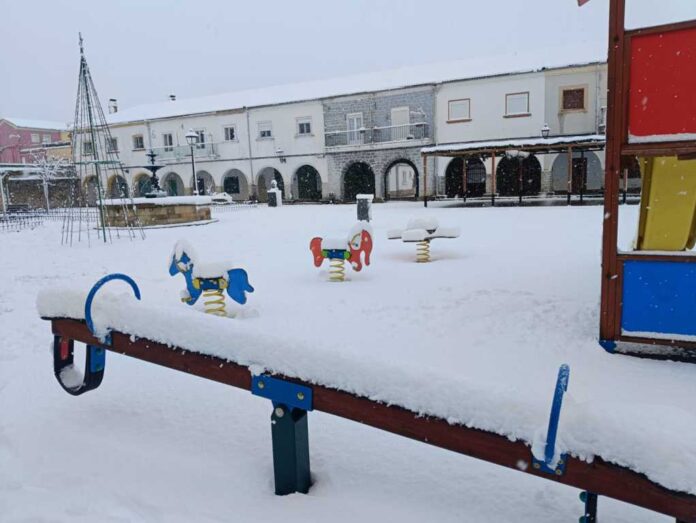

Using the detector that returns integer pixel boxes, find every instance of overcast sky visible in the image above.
[1,0,695,123]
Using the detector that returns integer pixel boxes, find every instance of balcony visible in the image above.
[149,142,218,162]
[325,123,430,148]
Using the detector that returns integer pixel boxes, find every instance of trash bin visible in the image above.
[356,193,373,222]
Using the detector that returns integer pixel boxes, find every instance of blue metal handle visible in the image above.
[544,364,570,465]
[84,273,141,340]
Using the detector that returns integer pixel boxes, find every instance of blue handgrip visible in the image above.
[84,273,141,340]
[544,364,570,465]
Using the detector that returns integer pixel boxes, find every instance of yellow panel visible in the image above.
[636,156,696,251]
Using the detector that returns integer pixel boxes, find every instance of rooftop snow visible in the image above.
[107,42,606,125]
[421,134,606,154]
[1,117,69,131]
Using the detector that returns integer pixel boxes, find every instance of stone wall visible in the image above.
[105,203,211,227]
[4,178,78,209]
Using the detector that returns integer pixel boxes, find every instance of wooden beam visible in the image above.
[49,318,696,522]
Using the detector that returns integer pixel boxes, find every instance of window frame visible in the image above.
[194,129,206,149]
[504,91,531,118]
[447,98,472,123]
[132,134,145,151]
[560,85,588,113]
[83,140,94,156]
[257,121,273,140]
[296,117,312,137]
[223,125,237,142]
[162,132,174,151]
[106,137,119,153]
[31,133,40,144]
[42,134,52,144]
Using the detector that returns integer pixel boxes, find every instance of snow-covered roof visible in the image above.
[421,134,606,155]
[107,42,607,125]
[1,117,69,131]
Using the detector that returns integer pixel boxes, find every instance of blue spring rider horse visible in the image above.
[169,240,254,316]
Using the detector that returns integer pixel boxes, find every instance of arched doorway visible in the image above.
[445,158,486,197]
[343,162,375,201]
[191,171,215,195]
[107,175,129,198]
[134,174,153,197]
[161,172,184,196]
[293,165,322,201]
[551,151,603,193]
[257,167,284,203]
[384,160,418,200]
[222,169,249,200]
[496,155,541,197]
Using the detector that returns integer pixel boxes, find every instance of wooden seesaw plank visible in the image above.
[50,318,696,522]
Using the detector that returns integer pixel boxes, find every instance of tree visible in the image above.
[29,151,70,211]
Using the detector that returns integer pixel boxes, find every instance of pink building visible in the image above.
[0,117,67,163]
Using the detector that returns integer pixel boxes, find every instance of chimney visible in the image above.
[169,94,176,101]
[108,98,118,114]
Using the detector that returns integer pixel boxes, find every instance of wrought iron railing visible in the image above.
[325,123,430,147]
[150,142,218,161]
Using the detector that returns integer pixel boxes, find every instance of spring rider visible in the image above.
[169,240,254,316]
[388,217,459,262]
[309,223,373,282]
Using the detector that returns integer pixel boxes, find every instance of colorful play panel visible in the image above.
[309,223,373,281]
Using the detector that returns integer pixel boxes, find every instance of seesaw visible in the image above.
[40,274,696,522]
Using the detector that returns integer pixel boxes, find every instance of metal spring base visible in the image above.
[329,258,346,282]
[203,288,227,316]
[416,240,431,263]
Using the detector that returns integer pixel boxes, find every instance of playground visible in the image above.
[0,201,693,521]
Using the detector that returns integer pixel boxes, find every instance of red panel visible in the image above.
[628,26,696,143]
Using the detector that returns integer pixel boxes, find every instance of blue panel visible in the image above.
[89,346,106,373]
[251,375,313,411]
[622,260,696,337]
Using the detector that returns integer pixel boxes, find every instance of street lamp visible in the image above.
[541,123,550,139]
[185,129,199,195]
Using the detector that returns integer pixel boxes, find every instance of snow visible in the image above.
[628,132,696,144]
[1,116,69,131]
[192,262,234,279]
[2,203,692,521]
[421,134,606,155]
[106,43,606,124]
[102,196,212,206]
[321,237,348,250]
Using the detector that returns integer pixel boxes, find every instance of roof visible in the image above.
[421,134,606,156]
[1,117,68,131]
[107,42,607,125]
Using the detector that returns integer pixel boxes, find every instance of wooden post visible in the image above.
[422,155,428,207]
[599,0,627,345]
[567,146,573,205]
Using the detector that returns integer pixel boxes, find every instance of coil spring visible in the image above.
[203,288,227,316]
[416,240,431,263]
[329,258,346,282]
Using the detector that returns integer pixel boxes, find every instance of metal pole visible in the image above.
[462,157,468,202]
[0,174,6,218]
[422,155,428,207]
[580,150,586,204]
[518,157,523,205]
[191,144,198,195]
[567,146,573,205]
[491,154,496,206]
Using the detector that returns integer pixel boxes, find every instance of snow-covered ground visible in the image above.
[1,202,692,522]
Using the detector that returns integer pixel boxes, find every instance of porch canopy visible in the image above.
[420,134,606,204]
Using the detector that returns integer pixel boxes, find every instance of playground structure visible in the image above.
[388,217,459,262]
[169,240,254,316]
[599,0,696,359]
[309,223,373,281]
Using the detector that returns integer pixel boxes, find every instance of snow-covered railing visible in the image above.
[325,123,430,147]
[149,142,219,161]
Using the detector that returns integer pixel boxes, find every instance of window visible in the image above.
[31,133,40,144]
[132,134,144,150]
[42,134,51,144]
[107,137,118,153]
[562,87,586,111]
[347,113,363,144]
[224,176,240,194]
[258,121,272,139]
[163,133,174,151]
[224,126,237,141]
[448,99,471,122]
[297,118,312,136]
[195,130,206,149]
[83,141,93,155]
[505,92,530,116]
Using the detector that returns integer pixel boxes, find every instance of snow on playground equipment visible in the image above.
[309,224,373,281]
[598,0,696,360]
[169,240,254,316]
[388,217,459,262]
[40,290,696,520]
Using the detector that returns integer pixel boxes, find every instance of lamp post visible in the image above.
[185,129,199,195]
[541,123,550,139]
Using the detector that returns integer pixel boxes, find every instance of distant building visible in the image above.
[0,117,68,163]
